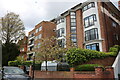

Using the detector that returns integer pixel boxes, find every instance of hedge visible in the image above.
[8,61,33,66]
[8,61,21,66]
[66,45,120,67]
[75,64,103,71]
[66,48,87,67]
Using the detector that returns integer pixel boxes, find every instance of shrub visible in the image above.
[23,61,33,66]
[109,47,119,53]
[105,52,117,57]
[81,49,106,60]
[8,61,21,66]
[75,64,103,71]
[66,48,87,67]
[8,61,33,66]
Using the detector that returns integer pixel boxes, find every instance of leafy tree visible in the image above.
[1,12,25,43]
[2,43,20,66]
[35,37,65,71]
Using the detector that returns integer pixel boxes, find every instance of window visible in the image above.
[70,11,77,43]
[71,19,76,22]
[38,34,42,39]
[114,34,119,41]
[84,14,97,28]
[71,22,76,26]
[86,43,99,51]
[39,26,42,31]
[84,18,89,27]
[58,39,65,48]
[57,18,64,24]
[70,12,75,16]
[112,21,117,27]
[85,28,98,41]
[71,27,76,33]
[36,29,39,33]
[83,2,95,12]
[71,37,77,43]
[57,28,64,37]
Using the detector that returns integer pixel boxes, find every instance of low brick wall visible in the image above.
[29,66,114,79]
[84,57,115,66]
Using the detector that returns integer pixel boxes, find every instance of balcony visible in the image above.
[29,36,35,40]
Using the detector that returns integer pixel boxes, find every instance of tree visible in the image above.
[2,43,20,66]
[1,12,25,43]
[35,37,65,71]
[1,12,25,66]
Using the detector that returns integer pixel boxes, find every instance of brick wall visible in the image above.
[29,66,114,79]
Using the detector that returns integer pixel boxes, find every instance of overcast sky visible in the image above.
[0,0,119,36]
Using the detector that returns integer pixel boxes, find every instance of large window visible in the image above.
[83,2,95,12]
[84,14,97,28]
[85,28,98,41]
[86,43,99,51]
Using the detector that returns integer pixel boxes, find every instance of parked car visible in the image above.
[2,66,31,80]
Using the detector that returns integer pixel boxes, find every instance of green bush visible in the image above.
[113,45,120,51]
[81,49,106,60]
[8,61,33,66]
[105,52,117,57]
[23,61,33,66]
[75,64,103,71]
[66,48,87,67]
[109,47,118,53]
[8,61,21,66]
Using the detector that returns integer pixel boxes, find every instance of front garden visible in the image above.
[8,45,120,71]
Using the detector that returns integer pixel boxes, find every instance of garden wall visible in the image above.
[29,66,114,79]
[85,57,116,66]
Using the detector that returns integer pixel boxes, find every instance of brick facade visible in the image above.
[18,36,28,60]
[55,1,120,52]
[27,21,56,60]
[97,2,120,52]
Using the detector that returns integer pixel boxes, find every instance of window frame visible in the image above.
[83,2,95,12]
[86,43,99,51]
[84,14,97,28]
[85,28,99,41]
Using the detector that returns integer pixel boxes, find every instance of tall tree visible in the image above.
[1,12,25,43]
[1,12,25,66]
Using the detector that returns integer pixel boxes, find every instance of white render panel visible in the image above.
[83,2,102,40]
[56,17,66,48]
[56,18,66,37]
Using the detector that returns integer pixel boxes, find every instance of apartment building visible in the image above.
[27,21,56,60]
[54,0,120,52]
[18,36,28,60]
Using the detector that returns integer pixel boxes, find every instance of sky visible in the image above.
[0,0,119,36]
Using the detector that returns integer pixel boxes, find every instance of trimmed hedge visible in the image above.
[8,61,33,66]
[75,64,103,71]
[8,61,21,66]
[23,61,33,66]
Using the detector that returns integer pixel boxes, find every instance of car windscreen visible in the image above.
[4,67,25,74]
